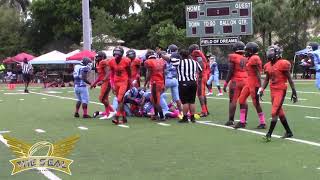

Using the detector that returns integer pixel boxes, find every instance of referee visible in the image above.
[172,49,203,123]
[21,58,33,93]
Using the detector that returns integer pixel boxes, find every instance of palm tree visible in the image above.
[0,0,30,14]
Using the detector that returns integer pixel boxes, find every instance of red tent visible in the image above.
[13,52,35,62]
[66,50,96,61]
[3,57,14,64]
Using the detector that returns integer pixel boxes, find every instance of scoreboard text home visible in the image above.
[185,1,253,37]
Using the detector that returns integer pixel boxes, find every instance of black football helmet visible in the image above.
[95,51,106,61]
[81,57,91,66]
[145,50,157,59]
[167,44,178,54]
[308,42,319,51]
[113,46,124,57]
[232,41,245,53]
[266,45,282,62]
[126,49,136,59]
[244,42,259,57]
[188,44,199,54]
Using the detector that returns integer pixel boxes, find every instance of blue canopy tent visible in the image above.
[292,48,311,77]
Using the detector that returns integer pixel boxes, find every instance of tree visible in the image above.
[0,0,30,14]
[0,6,28,60]
[91,7,116,51]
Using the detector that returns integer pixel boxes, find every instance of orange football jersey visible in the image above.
[144,58,165,83]
[264,59,291,90]
[246,55,262,87]
[96,60,108,80]
[228,53,248,81]
[130,58,142,79]
[108,57,131,82]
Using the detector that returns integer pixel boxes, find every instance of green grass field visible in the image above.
[0,80,320,180]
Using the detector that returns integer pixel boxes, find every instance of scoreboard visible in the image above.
[186,1,253,37]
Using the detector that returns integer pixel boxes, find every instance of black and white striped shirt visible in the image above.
[21,62,33,74]
[173,58,202,82]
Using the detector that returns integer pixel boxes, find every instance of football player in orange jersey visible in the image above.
[189,44,210,117]
[106,47,132,125]
[235,42,266,129]
[223,41,248,126]
[126,49,142,87]
[259,45,297,142]
[144,50,166,121]
[91,51,116,120]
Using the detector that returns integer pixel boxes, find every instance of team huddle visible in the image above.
[72,42,298,141]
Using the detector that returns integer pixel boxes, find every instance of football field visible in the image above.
[0,80,320,180]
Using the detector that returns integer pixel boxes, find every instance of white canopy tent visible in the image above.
[30,51,68,65]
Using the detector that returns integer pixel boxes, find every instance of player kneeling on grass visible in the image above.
[258,45,297,142]
[73,57,92,118]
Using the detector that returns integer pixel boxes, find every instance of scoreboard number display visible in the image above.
[186,1,253,37]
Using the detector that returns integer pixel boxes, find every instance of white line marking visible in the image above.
[0,100,3,102]
[286,97,307,101]
[42,98,47,100]
[45,91,62,94]
[207,96,320,110]
[35,129,46,133]
[4,93,26,95]
[0,134,61,180]
[157,122,171,126]
[197,121,320,147]
[19,98,25,101]
[78,126,88,130]
[117,124,130,128]
[29,91,320,147]
[30,91,103,106]
[305,116,320,119]
[67,91,74,93]
[264,89,320,95]
[0,131,10,134]
[317,167,320,170]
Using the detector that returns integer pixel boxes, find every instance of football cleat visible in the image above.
[256,124,266,129]
[112,119,119,125]
[83,114,92,119]
[178,112,183,120]
[74,112,80,118]
[93,111,100,118]
[225,121,234,126]
[281,132,293,139]
[99,115,109,120]
[234,122,246,129]
[107,111,117,119]
[200,112,208,117]
[217,93,223,96]
[206,92,213,96]
[178,118,189,123]
[263,134,272,142]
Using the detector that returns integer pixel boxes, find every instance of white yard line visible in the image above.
[78,126,88,130]
[157,122,171,126]
[117,124,130,128]
[0,134,61,180]
[4,93,27,95]
[35,129,46,133]
[206,96,320,110]
[0,131,10,134]
[305,116,320,120]
[264,89,320,95]
[196,121,320,147]
[19,99,25,101]
[29,91,320,148]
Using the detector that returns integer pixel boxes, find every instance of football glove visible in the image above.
[291,88,298,103]
[257,87,264,101]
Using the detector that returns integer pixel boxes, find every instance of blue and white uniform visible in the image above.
[73,64,90,104]
[312,51,320,89]
[207,61,220,86]
[165,53,180,102]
